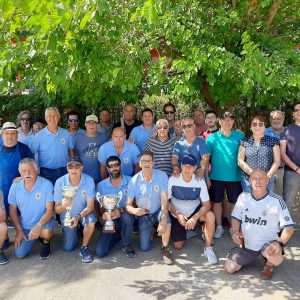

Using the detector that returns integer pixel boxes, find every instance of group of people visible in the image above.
[0,102,299,281]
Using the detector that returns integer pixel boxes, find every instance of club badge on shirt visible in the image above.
[284,216,290,221]
[36,193,41,200]
[123,157,129,164]
[154,185,159,192]
[82,190,87,196]
[61,137,65,144]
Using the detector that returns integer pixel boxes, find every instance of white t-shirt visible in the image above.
[168,174,209,217]
[232,192,294,251]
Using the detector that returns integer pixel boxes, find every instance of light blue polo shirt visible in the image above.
[173,137,209,168]
[97,175,132,208]
[127,169,168,214]
[206,130,244,181]
[265,127,283,140]
[129,124,156,152]
[54,173,95,218]
[8,176,54,230]
[98,140,140,176]
[31,127,74,169]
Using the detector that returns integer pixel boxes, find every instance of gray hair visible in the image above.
[16,110,31,127]
[45,107,60,119]
[156,119,169,127]
[270,110,285,118]
[18,158,38,173]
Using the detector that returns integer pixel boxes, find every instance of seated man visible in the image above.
[225,169,294,280]
[54,157,96,263]
[8,158,55,260]
[0,189,8,264]
[124,151,173,265]
[95,156,133,258]
[168,154,218,264]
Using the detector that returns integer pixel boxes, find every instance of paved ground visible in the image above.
[1,195,300,300]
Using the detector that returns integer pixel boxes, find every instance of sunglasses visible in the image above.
[294,108,300,112]
[67,165,81,169]
[164,111,175,114]
[21,118,30,121]
[107,163,121,169]
[68,118,79,122]
[182,124,194,129]
[251,122,264,127]
[158,126,168,130]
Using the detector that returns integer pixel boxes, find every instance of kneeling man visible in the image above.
[225,169,294,279]
[55,157,96,263]
[8,158,55,259]
[168,154,218,264]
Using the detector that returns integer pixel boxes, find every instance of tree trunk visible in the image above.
[267,0,282,28]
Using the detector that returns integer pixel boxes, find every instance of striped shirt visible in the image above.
[145,135,177,177]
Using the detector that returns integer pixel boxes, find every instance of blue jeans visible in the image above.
[122,210,171,252]
[283,169,300,211]
[95,213,133,258]
[241,176,275,193]
[40,167,67,186]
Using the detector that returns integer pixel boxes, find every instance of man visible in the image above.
[31,107,74,185]
[0,189,8,264]
[265,110,285,196]
[280,103,300,211]
[67,110,85,142]
[193,109,208,136]
[22,117,46,148]
[174,119,183,140]
[54,157,96,263]
[99,127,140,179]
[123,151,173,265]
[74,114,107,184]
[163,103,176,136]
[95,156,133,258]
[112,104,142,139]
[206,111,244,238]
[145,119,177,177]
[202,110,218,140]
[225,169,294,280]
[8,158,55,260]
[97,109,113,140]
[168,154,217,264]
[172,118,210,180]
[0,122,34,216]
[129,108,156,152]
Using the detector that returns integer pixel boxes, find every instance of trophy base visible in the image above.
[103,225,116,233]
[63,220,73,227]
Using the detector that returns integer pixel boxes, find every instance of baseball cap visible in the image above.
[0,122,17,133]
[85,115,98,123]
[219,111,234,119]
[67,156,82,166]
[181,154,197,166]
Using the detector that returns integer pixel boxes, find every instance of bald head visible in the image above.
[250,169,269,193]
[112,127,126,147]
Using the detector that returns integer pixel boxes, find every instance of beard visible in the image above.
[110,170,121,179]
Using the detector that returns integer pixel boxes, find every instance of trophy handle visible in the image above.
[116,191,123,208]
[95,192,103,208]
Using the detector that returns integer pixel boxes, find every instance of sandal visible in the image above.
[261,263,274,280]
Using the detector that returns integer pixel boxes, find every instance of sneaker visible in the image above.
[7,222,14,229]
[0,249,8,265]
[161,247,173,265]
[40,241,51,260]
[214,226,224,239]
[261,263,273,280]
[222,217,231,229]
[122,245,136,258]
[2,238,10,250]
[79,246,93,263]
[186,230,197,240]
[203,247,218,265]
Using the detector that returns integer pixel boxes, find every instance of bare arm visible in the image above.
[172,155,180,177]
[79,197,94,217]
[0,207,6,223]
[68,149,75,158]
[278,226,294,245]
[238,145,252,175]
[126,197,148,216]
[101,163,108,180]
[267,144,280,178]
[280,140,300,174]
[9,205,23,234]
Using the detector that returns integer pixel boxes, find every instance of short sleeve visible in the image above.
[278,200,294,229]
[127,177,136,199]
[231,195,243,222]
[54,179,63,203]
[8,184,17,206]
[129,127,138,142]
[98,143,107,164]
[199,180,209,203]
[45,181,54,203]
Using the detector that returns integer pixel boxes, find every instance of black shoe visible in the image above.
[122,245,136,258]
[40,241,51,260]
[2,238,10,250]
[0,249,8,265]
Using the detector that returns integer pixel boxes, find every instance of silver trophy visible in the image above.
[96,192,122,233]
[61,185,78,227]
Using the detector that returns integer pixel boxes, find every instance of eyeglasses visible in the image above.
[67,164,81,169]
[164,111,175,114]
[182,124,194,129]
[294,108,300,112]
[68,118,79,122]
[107,163,121,169]
[158,126,168,130]
[140,160,153,164]
[21,118,30,121]
[251,122,264,127]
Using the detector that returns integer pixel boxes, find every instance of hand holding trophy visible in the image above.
[96,192,122,233]
[61,185,78,227]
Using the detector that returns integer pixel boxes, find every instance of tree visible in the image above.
[0,0,299,113]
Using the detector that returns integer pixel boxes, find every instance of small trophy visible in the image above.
[96,193,122,233]
[61,185,78,227]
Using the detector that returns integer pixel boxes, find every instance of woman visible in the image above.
[16,110,33,143]
[238,114,280,192]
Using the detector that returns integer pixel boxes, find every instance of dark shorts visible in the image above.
[170,204,204,242]
[209,180,242,203]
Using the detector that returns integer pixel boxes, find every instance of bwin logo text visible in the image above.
[245,215,267,226]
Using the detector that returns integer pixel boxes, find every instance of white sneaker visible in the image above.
[214,226,224,239]
[203,247,218,265]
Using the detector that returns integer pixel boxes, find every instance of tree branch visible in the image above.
[267,0,282,28]
[231,0,237,9]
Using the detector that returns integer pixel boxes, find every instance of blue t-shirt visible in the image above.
[265,127,283,140]
[206,130,244,181]
[173,137,209,168]
[97,175,131,208]
[129,124,156,152]
[98,140,140,176]
[31,127,74,169]
[54,173,95,218]
[8,176,54,230]
[74,133,108,182]
[127,169,168,214]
